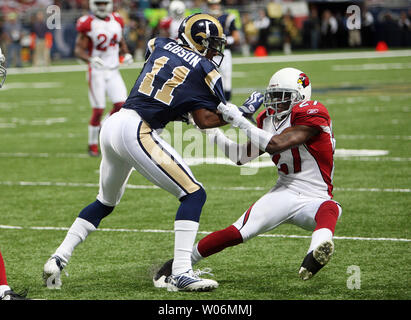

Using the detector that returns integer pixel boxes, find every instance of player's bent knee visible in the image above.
[78,200,115,228]
[175,187,207,222]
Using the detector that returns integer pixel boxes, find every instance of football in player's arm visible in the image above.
[43,13,262,293]
[154,68,342,287]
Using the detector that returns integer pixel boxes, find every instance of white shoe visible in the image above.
[43,256,66,289]
[166,269,218,292]
[299,240,334,280]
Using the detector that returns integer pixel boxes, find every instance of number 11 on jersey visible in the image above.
[138,56,190,105]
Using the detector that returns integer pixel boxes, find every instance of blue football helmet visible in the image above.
[178,13,226,67]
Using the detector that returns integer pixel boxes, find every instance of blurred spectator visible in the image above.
[398,10,411,46]
[379,11,400,47]
[281,8,298,55]
[31,11,51,66]
[303,5,321,50]
[321,10,338,48]
[254,9,270,50]
[241,12,258,55]
[2,12,23,67]
[361,7,376,47]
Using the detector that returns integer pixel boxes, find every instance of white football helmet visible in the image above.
[0,47,6,88]
[169,0,185,20]
[89,0,113,19]
[264,67,312,120]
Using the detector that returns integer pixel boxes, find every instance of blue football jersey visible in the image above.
[123,37,226,129]
[218,13,237,36]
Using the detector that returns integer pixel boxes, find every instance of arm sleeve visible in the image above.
[207,128,260,165]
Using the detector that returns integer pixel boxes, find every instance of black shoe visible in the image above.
[153,259,173,288]
[299,240,334,280]
[1,289,29,300]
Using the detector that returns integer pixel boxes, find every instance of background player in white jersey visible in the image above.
[75,0,133,157]
[207,0,240,102]
[43,13,262,293]
[159,0,186,40]
[154,68,342,287]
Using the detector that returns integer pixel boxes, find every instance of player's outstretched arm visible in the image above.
[191,108,227,129]
[217,102,319,154]
[205,129,262,165]
[265,125,319,154]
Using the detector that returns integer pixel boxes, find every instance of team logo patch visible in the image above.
[298,73,310,88]
[307,108,319,114]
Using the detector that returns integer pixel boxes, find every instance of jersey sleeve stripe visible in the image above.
[205,69,221,92]
[147,38,156,53]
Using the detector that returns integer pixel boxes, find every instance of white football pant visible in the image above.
[232,184,342,242]
[87,68,128,108]
[97,108,203,206]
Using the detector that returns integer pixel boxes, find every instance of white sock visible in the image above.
[191,243,203,266]
[307,228,333,253]
[0,285,11,297]
[54,217,96,265]
[172,220,199,275]
[88,125,100,145]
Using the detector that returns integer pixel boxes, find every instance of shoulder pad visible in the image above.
[76,15,93,33]
[291,101,330,127]
[112,12,124,28]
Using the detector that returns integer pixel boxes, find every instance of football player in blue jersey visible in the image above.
[207,0,240,102]
[43,13,262,292]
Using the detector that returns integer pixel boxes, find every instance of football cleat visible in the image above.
[43,255,66,289]
[165,269,218,292]
[153,259,173,288]
[299,240,334,280]
[0,289,29,300]
[88,144,100,157]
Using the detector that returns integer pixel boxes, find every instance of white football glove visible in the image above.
[89,56,105,69]
[122,53,133,65]
[217,102,245,127]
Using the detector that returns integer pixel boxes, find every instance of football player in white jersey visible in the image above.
[159,0,186,40]
[75,0,133,157]
[154,68,342,287]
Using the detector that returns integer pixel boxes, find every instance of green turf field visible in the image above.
[0,51,410,301]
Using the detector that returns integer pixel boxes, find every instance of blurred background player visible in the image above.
[207,0,240,102]
[75,0,133,157]
[0,48,28,300]
[154,67,342,287]
[159,0,186,40]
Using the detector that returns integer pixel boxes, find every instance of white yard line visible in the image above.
[6,50,411,76]
[0,181,409,193]
[0,224,408,242]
